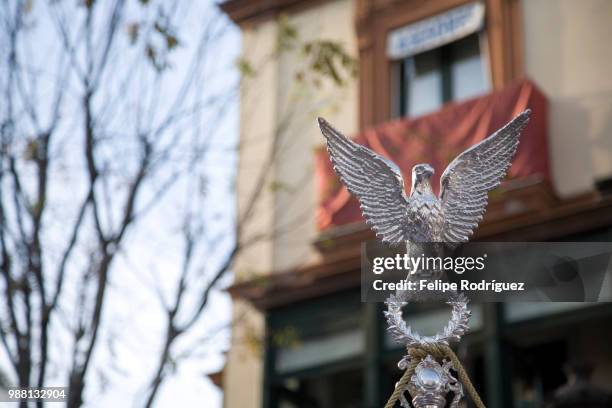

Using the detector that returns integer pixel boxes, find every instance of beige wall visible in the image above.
[272,0,358,271]
[227,17,278,408]
[226,1,358,407]
[224,300,265,408]
[522,0,612,197]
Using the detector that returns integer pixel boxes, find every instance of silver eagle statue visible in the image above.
[318,110,531,408]
[317,110,530,246]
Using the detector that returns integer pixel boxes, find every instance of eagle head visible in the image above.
[411,163,435,193]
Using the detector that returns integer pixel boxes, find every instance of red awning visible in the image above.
[315,79,550,230]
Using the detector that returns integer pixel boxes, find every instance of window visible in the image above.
[357,0,524,127]
[393,33,489,118]
[266,291,365,408]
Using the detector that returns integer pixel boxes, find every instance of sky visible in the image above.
[0,0,241,406]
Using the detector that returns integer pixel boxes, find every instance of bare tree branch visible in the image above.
[0,2,356,407]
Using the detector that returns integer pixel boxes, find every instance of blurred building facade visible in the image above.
[220,1,612,407]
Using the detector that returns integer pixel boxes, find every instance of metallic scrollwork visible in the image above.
[385,292,471,351]
[396,355,464,408]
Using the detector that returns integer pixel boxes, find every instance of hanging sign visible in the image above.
[387,2,485,60]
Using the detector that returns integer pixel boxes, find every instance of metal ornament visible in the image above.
[317,111,530,246]
[400,355,464,408]
[318,110,531,407]
[385,292,471,350]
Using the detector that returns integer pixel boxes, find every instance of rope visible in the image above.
[383,343,486,408]
[441,344,486,408]
[383,368,412,408]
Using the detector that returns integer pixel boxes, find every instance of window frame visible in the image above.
[356,0,524,128]
[392,31,490,118]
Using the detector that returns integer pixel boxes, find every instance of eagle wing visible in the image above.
[439,110,531,243]
[318,118,410,245]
